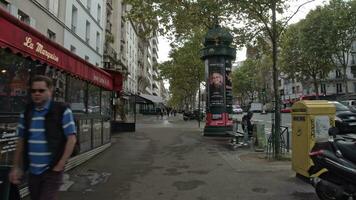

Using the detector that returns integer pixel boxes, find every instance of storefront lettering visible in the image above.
[93,74,109,86]
[23,37,59,62]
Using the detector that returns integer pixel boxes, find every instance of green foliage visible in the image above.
[158,33,205,108]
[280,7,335,97]
[232,56,272,105]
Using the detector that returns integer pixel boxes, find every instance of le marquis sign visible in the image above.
[23,36,59,62]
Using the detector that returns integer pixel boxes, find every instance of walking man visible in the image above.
[9,75,77,200]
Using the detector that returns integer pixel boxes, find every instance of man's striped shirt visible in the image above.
[17,101,76,175]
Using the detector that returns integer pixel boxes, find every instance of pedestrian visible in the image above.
[9,75,77,200]
[160,108,164,119]
[242,111,254,138]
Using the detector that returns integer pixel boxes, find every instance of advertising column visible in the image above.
[200,25,236,135]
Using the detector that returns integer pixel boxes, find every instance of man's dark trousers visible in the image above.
[28,170,63,200]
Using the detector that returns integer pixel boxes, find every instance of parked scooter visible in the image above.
[309,127,356,200]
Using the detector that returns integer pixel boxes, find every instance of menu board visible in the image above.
[0,122,18,165]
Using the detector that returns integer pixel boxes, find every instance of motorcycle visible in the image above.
[309,127,356,200]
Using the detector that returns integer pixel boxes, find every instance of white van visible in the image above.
[249,103,263,113]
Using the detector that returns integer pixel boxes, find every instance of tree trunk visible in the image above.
[313,76,319,100]
[343,65,349,100]
[271,1,281,159]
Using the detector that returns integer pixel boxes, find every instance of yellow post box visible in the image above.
[291,100,336,177]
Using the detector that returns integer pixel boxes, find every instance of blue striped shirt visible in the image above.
[17,100,76,175]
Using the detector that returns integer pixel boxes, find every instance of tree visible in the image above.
[158,34,205,109]
[323,0,356,98]
[125,0,316,159]
[235,0,316,159]
[280,7,335,99]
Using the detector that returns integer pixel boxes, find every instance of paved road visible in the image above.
[57,115,316,200]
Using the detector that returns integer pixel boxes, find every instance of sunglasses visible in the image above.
[30,89,46,94]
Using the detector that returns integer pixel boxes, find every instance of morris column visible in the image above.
[200,25,236,135]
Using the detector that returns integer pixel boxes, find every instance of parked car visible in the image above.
[280,108,292,113]
[329,101,356,134]
[340,100,356,111]
[183,110,204,121]
[232,105,243,114]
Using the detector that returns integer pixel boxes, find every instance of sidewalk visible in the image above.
[56,116,317,200]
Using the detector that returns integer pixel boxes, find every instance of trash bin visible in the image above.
[291,100,335,177]
[253,122,266,152]
[0,166,11,200]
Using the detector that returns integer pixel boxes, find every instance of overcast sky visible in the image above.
[157,0,329,63]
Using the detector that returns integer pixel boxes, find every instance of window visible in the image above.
[336,70,342,78]
[47,0,59,16]
[352,54,356,65]
[85,21,90,43]
[87,0,91,11]
[85,55,89,61]
[47,29,56,41]
[101,90,111,116]
[17,10,30,24]
[67,77,87,113]
[71,6,78,33]
[337,83,343,93]
[97,4,101,23]
[280,89,284,95]
[70,45,76,53]
[96,32,100,52]
[0,0,10,10]
[292,86,295,94]
[0,49,33,113]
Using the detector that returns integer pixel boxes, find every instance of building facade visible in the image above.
[279,41,356,102]
[63,0,105,66]
[0,0,66,44]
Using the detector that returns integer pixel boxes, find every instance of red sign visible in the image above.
[0,9,114,90]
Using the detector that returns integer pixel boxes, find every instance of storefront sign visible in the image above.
[93,74,110,86]
[23,36,59,62]
[0,12,115,90]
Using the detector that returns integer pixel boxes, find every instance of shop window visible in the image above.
[0,49,32,113]
[88,84,100,114]
[43,67,66,102]
[67,77,87,113]
[101,90,111,117]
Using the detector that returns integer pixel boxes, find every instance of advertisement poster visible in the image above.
[314,116,330,142]
[208,63,225,107]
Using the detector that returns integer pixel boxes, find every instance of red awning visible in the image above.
[103,69,123,92]
[0,7,114,90]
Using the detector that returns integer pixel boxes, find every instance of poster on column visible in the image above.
[208,63,225,107]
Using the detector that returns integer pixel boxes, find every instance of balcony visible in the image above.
[106,20,112,33]
[106,0,112,9]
